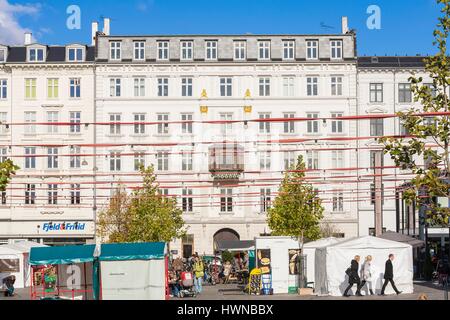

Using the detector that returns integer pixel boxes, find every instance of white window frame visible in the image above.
[0,112,7,134]
[70,78,81,98]
[67,47,84,62]
[134,113,146,135]
[47,78,59,99]
[109,78,121,97]
[284,151,296,170]
[283,40,295,60]
[47,147,58,169]
[181,77,193,97]
[283,77,295,97]
[220,113,233,136]
[24,147,36,169]
[24,111,36,134]
[70,146,81,169]
[157,151,169,171]
[157,113,169,134]
[307,113,319,134]
[181,41,193,61]
[182,188,193,213]
[332,150,344,168]
[47,111,59,134]
[331,76,343,96]
[157,41,169,60]
[70,111,81,133]
[28,47,45,62]
[157,78,169,97]
[258,41,271,60]
[307,150,319,170]
[259,77,271,97]
[181,113,193,134]
[0,49,6,63]
[219,77,232,97]
[260,188,271,213]
[134,41,145,60]
[330,40,343,59]
[0,79,7,99]
[205,40,218,60]
[134,152,146,171]
[260,151,271,170]
[110,41,121,60]
[331,112,344,134]
[307,77,318,96]
[110,152,121,171]
[181,151,193,171]
[134,78,146,97]
[306,40,318,60]
[220,188,233,213]
[283,113,295,134]
[259,113,271,134]
[109,113,121,135]
[234,41,246,61]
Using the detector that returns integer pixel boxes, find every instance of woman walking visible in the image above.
[360,255,375,295]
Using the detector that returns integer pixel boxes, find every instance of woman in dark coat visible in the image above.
[343,255,362,297]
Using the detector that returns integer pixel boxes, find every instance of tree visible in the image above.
[0,159,19,192]
[320,221,341,238]
[267,155,324,250]
[97,166,186,243]
[380,0,450,227]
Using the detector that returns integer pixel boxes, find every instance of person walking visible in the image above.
[360,255,375,295]
[193,255,205,294]
[380,253,402,296]
[343,255,362,297]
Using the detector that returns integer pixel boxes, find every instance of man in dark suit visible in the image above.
[380,254,402,295]
[343,255,362,297]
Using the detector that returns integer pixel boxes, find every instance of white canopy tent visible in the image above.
[303,237,342,285]
[314,236,414,296]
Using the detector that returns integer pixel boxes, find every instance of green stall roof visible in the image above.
[99,242,167,261]
[29,245,97,266]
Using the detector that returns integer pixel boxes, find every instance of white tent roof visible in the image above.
[327,236,412,250]
[0,246,21,259]
[4,241,46,253]
[303,237,342,248]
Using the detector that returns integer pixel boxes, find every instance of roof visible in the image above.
[2,45,95,63]
[358,56,427,69]
[216,240,255,251]
[29,245,97,265]
[99,33,355,39]
[324,235,412,250]
[303,237,342,248]
[3,241,47,253]
[378,231,424,248]
[99,242,167,261]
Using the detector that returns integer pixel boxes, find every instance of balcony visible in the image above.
[209,143,244,181]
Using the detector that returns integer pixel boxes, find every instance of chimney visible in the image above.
[341,16,349,34]
[103,17,110,36]
[91,21,99,46]
[24,32,32,45]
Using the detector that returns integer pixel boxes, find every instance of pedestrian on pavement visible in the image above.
[343,255,362,297]
[380,253,402,296]
[193,255,205,294]
[2,275,16,297]
[360,255,375,295]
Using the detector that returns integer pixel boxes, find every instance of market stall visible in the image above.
[29,244,98,300]
[98,242,168,300]
[0,246,22,291]
[314,236,414,296]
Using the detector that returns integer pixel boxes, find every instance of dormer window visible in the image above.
[68,47,84,62]
[0,49,6,63]
[110,41,121,60]
[29,47,45,62]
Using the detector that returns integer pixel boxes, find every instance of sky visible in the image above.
[0,0,444,56]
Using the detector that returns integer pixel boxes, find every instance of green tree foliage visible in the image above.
[380,0,450,227]
[97,165,186,243]
[0,159,19,192]
[267,155,324,248]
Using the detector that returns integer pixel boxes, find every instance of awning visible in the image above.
[216,240,255,252]
[29,245,96,266]
[378,231,425,248]
[99,242,167,261]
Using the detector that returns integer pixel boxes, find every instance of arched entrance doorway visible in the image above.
[213,228,240,253]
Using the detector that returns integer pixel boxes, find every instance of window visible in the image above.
[182,152,193,171]
[399,119,409,136]
[48,184,58,205]
[70,146,81,168]
[0,79,7,99]
[157,41,169,60]
[47,148,58,169]
[220,113,233,136]
[0,49,6,62]
[307,150,319,169]
[70,111,81,133]
[259,77,271,96]
[157,151,169,171]
[134,78,145,97]
[181,78,193,97]
[234,41,246,60]
[370,118,384,136]
[134,114,146,134]
[110,152,121,171]
[220,77,232,97]
[47,111,58,133]
[25,184,36,205]
[283,40,295,60]
[370,151,384,168]
[157,78,169,97]
[370,83,383,103]
[25,78,36,99]
[399,83,412,103]
[330,40,343,59]
[283,113,295,133]
[259,113,271,134]
[1,191,6,205]
[24,112,36,134]
[68,48,83,62]
[370,183,385,205]
[181,41,193,60]
[182,189,193,213]
[307,113,319,134]
[206,41,218,60]
[24,147,36,169]
[306,40,318,59]
[220,189,233,213]
[110,78,121,97]
[70,78,81,98]
[331,76,343,96]
[157,114,169,134]
[332,192,344,212]
[424,83,437,97]
[109,114,121,135]
[307,77,318,96]
[134,152,145,171]
[260,188,271,213]
[284,151,296,170]
[283,77,294,97]
[29,48,44,62]
[332,150,344,168]
[258,41,270,60]
[110,42,121,60]
[47,78,59,99]
[260,151,271,170]
[70,184,81,205]
[134,41,145,60]
[181,113,193,134]
[0,112,7,134]
[331,113,343,133]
